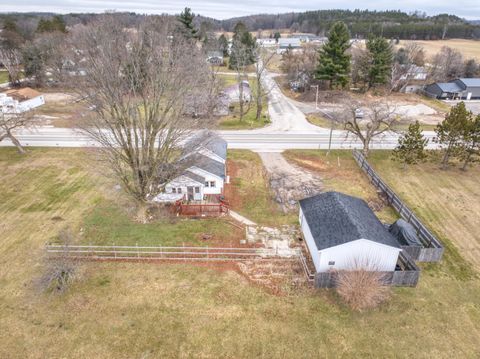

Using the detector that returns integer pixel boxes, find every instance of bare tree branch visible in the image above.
[70,15,219,203]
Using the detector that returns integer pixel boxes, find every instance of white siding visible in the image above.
[188,167,224,195]
[299,207,321,272]
[165,175,203,201]
[318,239,401,272]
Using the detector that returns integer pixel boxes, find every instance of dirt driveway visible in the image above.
[258,152,322,212]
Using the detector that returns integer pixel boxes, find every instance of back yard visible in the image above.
[1,148,480,358]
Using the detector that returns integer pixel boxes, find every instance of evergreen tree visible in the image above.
[392,121,428,168]
[177,7,198,40]
[461,114,480,170]
[315,21,351,89]
[274,32,281,43]
[229,22,255,70]
[36,16,66,33]
[365,36,393,88]
[434,102,471,169]
[218,34,229,57]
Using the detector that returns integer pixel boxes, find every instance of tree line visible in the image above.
[280,20,480,93]
[216,10,480,40]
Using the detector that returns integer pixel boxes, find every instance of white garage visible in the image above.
[299,192,402,273]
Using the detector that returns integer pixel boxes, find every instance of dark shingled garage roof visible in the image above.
[299,192,401,250]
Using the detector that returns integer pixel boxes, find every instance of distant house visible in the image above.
[153,132,228,203]
[206,51,224,66]
[299,192,403,273]
[0,88,45,114]
[277,38,302,54]
[399,65,428,81]
[290,33,325,43]
[424,78,480,100]
[256,38,277,47]
[222,80,251,103]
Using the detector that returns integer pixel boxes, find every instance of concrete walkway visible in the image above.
[229,210,257,226]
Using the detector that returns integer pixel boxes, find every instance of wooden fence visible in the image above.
[352,149,444,262]
[175,203,229,217]
[45,244,296,262]
[314,252,420,288]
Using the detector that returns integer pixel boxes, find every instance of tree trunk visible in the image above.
[135,201,148,224]
[461,151,472,171]
[362,141,370,158]
[441,149,450,170]
[7,131,26,154]
[256,96,262,121]
[238,80,244,121]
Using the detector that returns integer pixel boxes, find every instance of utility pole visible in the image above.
[311,84,333,155]
[311,85,319,109]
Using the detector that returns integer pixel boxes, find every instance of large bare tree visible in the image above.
[71,15,219,205]
[252,47,275,121]
[0,110,35,154]
[0,48,22,86]
[338,99,401,157]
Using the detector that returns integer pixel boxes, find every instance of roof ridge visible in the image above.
[332,192,363,239]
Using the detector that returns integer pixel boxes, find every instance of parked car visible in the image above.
[355,108,364,119]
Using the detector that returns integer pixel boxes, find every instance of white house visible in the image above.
[0,88,45,114]
[299,192,402,273]
[277,38,302,54]
[153,132,228,203]
[256,38,277,47]
[222,80,252,103]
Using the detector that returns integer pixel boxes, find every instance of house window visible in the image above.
[328,261,335,266]
[172,188,176,193]
[177,188,182,194]
[195,187,200,194]
[210,181,216,188]
[205,182,209,187]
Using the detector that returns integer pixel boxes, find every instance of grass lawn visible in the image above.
[0,70,9,83]
[78,204,243,247]
[226,150,296,225]
[306,113,340,129]
[368,151,480,274]
[283,150,398,223]
[218,102,270,130]
[1,148,480,358]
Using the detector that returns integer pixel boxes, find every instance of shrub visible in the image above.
[335,269,391,312]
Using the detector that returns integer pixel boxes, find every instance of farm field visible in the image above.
[397,39,480,60]
[1,148,480,358]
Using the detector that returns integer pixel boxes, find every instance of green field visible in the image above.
[0,71,9,83]
[1,148,480,358]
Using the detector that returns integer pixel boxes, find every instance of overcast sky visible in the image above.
[2,0,480,20]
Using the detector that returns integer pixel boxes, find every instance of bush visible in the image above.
[335,269,391,311]
[38,228,79,293]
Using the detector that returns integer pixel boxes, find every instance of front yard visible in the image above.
[1,148,480,358]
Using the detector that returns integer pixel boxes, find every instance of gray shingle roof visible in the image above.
[190,153,225,179]
[436,82,463,92]
[299,192,401,250]
[185,131,227,160]
[457,78,480,87]
[183,170,205,184]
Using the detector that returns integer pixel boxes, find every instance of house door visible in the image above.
[467,92,472,100]
[187,186,194,201]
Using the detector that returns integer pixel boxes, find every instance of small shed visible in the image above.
[299,192,402,273]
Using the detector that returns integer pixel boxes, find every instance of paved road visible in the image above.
[2,69,440,151]
[0,127,438,151]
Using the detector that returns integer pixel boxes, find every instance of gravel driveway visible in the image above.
[258,152,322,212]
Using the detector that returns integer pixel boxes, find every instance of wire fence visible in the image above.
[353,149,444,262]
[45,243,301,262]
